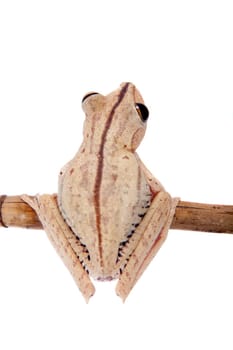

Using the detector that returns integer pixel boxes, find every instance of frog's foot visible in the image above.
[22,194,95,302]
[116,193,179,302]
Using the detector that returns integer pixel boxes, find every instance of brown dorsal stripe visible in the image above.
[94,83,130,266]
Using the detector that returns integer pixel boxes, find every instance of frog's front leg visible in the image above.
[116,191,178,301]
[22,194,95,302]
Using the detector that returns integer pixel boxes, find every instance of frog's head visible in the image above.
[81,82,149,151]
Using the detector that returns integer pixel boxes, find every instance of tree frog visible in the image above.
[23,83,178,302]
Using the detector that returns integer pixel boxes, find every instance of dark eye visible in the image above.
[82,92,99,103]
[135,103,149,122]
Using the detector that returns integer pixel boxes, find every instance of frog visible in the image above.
[23,82,178,302]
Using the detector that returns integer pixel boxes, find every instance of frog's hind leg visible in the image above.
[116,193,178,301]
[22,194,95,302]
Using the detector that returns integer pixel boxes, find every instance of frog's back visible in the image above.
[58,150,151,280]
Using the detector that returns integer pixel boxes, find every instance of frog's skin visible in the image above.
[23,83,178,302]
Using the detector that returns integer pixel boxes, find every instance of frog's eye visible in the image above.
[135,103,149,122]
[82,92,99,103]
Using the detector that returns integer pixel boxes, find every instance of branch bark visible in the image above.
[0,195,233,234]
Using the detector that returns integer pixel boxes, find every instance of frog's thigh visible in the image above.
[116,192,178,301]
[22,194,95,302]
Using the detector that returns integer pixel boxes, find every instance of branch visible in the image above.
[0,195,233,234]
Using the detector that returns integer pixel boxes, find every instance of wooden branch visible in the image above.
[0,195,233,234]
[0,195,42,229]
[172,201,233,234]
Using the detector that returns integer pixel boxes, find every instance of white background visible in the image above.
[0,1,233,349]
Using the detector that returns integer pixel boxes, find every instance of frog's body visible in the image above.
[58,83,153,280]
[23,83,178,302]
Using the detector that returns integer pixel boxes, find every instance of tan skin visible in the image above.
[23,83,178,302]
